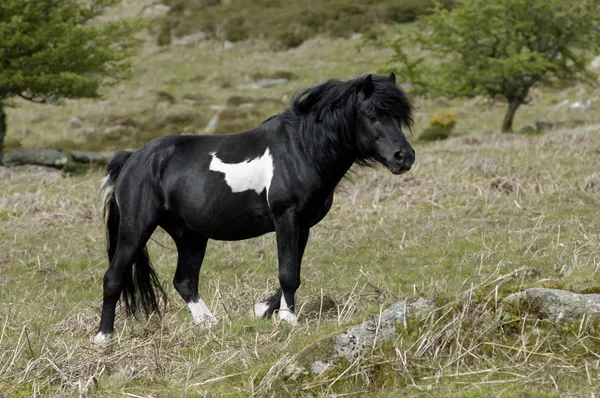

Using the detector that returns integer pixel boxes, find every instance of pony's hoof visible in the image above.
[278,309,298,326]
[93,332,110,345]
[254,301,269,317]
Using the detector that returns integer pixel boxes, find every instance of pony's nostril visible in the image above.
[394,151,404,162]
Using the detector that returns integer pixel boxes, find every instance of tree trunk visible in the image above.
[0,102,6,164]
[502,99,521,133]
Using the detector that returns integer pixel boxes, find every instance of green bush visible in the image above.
[419,125,453,141]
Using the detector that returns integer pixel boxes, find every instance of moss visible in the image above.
[294,335,336,369]
[155,91,177,105]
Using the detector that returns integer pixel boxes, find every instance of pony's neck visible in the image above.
[300,124,357,189]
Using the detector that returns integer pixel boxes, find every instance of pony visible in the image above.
[94,73,415,343]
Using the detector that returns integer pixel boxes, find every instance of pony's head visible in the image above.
[286,73,415,176]
[355,73,415,174]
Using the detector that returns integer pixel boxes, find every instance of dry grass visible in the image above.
[1,124,599,396]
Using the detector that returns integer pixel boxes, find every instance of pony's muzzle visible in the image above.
[389,148,415,174]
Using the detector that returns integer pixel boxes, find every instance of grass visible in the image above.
[1,5,600,396]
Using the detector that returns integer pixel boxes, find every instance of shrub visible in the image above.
[429,110,456,129]
[419,110,456,141]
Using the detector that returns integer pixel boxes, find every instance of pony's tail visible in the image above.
[100,151,167,319]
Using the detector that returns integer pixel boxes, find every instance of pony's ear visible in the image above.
[363,74,374,97]
[389,72,396,84]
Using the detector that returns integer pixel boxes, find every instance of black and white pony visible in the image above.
[95,74,414,343]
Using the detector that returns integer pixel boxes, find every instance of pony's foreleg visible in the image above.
[173,236,216,326]
[270,208,309,326]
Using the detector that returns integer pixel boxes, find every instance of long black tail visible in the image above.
[101,151,167,318]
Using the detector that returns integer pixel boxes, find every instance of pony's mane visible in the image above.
[289,76,413,129]
[269,75,413,179]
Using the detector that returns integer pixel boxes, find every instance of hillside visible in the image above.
[1,1,600,396]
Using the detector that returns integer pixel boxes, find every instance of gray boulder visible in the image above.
[173,32,207,47]
[3,148,68,168]
[503,288,600,322]
[241,78,289,89]
[296,298,436,375]
[71,151,114,165]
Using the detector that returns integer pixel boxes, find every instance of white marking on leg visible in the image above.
[188,298,217,327]
[254,301,269,317]
[209,148,274,200]
[278,295,298,326]
[93,332,110,345]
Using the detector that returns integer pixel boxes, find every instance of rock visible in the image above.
[296,299,437,374]
[141,3,170,17]
[3,148,68,168]
[173,32,207,47]
[11,165,64,181]
[104,125,133,134]
[182,93,207,106]
[503,288,600,323]
[223,40,233,50]
[408,298,437,320]
[70,117,83,128]
[591,55,600,70]
[517,125,537,135]
[71,151,114,165]
[569,99,592,113]
[204,112,221,134]
[241,78,289,89]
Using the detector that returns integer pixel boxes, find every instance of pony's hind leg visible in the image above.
[172,235,216,326]
[95,207,159,344]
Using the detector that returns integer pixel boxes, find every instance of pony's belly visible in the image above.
[203,213,275,241]
[172,199,274,241]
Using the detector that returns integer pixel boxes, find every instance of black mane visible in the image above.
[274,75,414,177]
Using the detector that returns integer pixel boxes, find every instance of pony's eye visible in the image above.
[367,114,377,123]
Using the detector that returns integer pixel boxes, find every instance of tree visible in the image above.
[386,0,600,132]
[0,0,137,162]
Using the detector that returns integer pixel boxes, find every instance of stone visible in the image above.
[241,78,289,89]
[173,32,207,47]
[3,148,68,168]
[70,117,83,128]
[104,125,133,134]
[141,3,170,17]
[517,125,537,135]
[503,288,600,323]
[204,112,221,134]
[223,40,233,50]
[296,298,438,374]
[71,151,114,165]
[591,55,600,70]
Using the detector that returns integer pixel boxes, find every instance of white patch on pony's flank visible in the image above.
[188,298,217,327]
[254,301,269,317]
[278,295,298,326]
[93,332,110,345]
[209,148,274,198]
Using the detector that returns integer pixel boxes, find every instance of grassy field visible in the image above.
[1,5,600,396]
